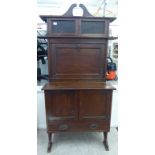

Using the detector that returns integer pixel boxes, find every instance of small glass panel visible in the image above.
[52,20,75,33]
[81,21,105,34]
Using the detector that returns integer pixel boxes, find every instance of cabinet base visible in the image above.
[46,131,109,153]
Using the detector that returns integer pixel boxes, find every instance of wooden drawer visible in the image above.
[48,120,110,132]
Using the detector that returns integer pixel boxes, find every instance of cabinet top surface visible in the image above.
[40,15,116,22]
[42,82,116,90]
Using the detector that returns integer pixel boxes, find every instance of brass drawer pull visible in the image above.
[90,123,99,130]
[59,124,69,130]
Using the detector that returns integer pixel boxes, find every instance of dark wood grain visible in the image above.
[40,16,116,23]
[47,119,109,132]
[45,90,77,119]
[42,82,116,90]
[63,3,77,17]
[79,90,110,119]
[50,44,106,80]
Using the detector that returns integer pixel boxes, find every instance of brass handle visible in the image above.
[89,123,99,130]
[59,124,69,130]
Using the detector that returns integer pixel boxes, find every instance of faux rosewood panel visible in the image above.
[79,90,112,120]
[45,91,78,121]
[50,44,106,79]
[56,47,100,74]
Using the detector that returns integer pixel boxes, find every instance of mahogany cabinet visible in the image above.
[41,3,116,153]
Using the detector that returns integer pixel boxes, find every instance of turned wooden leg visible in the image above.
[103,132,109,151]
[47,132,52,153]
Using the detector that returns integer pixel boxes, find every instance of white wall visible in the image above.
[37,0,118,18]
[111,86,118,127]
[37,86,46,129]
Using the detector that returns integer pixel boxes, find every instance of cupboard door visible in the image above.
[49,44,106,80]
[79,90,112,120]
[45,90,77,121]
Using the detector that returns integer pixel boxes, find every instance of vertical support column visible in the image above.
[47,132,52,153]
[103,132,109,151]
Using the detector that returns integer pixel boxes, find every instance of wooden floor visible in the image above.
[37,128,118,155]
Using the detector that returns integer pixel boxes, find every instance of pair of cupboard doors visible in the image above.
[44,89,112,132]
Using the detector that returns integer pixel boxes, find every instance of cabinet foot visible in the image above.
[47,142,52,153]
[47,133,52,153]
[103,132,109,151]
[103,140,109,151]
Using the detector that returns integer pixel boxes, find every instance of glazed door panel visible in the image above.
[79,90,112,120]
[45,91,77,121]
